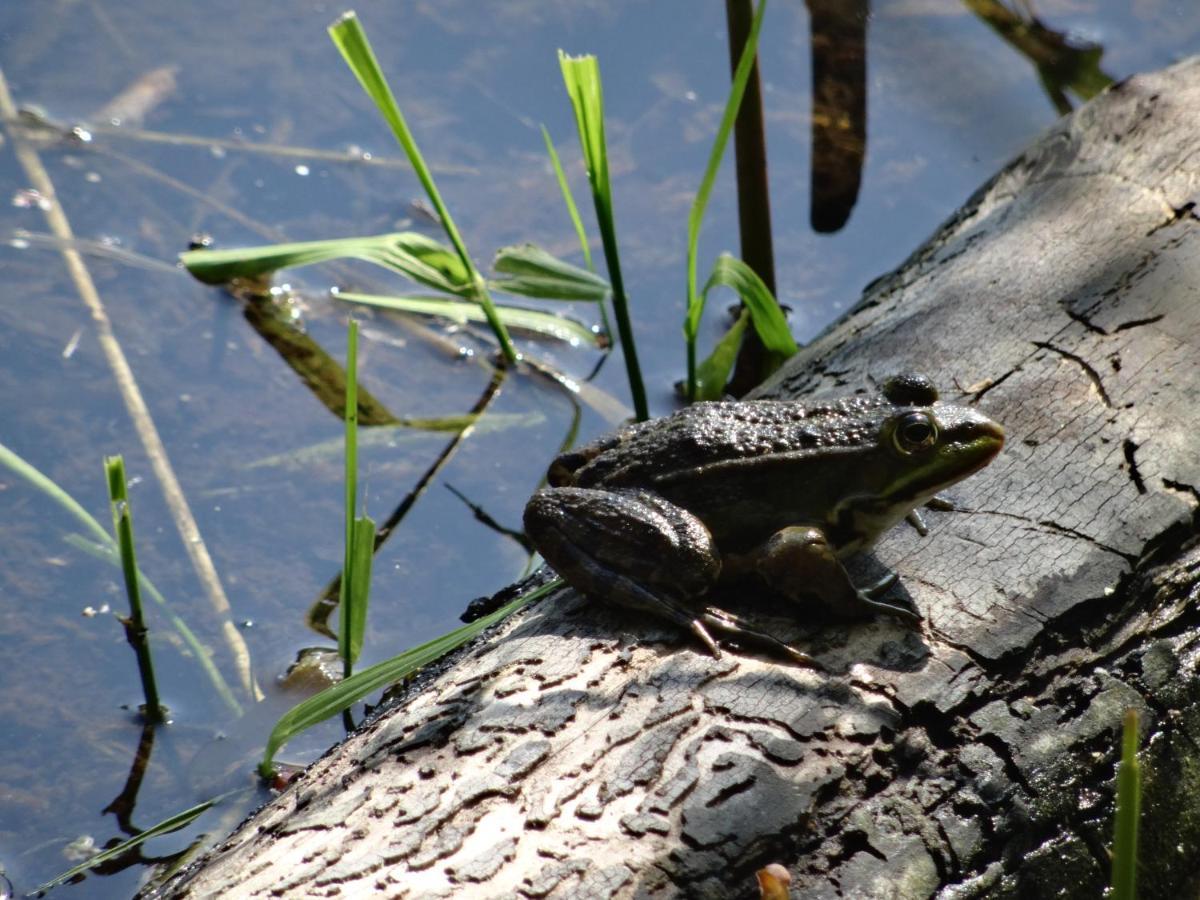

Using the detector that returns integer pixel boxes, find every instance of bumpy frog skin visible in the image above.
[523,375,1004,667]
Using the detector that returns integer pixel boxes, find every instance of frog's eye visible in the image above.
[893,412,938,454]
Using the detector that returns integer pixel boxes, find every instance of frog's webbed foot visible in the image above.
[749,525,922,626]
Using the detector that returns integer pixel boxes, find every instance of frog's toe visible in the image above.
[853,571,922,624]
[688,619,723,659]
[781,645,825,671]
[861,570,899,599]
[701,607,824,670]
[858,592,922,625]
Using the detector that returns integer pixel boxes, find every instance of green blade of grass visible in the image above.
[559,51,648,420]
[683,0,770,400]
[540,125,612,339]
[180,232,471,295]
[105,455,164,722]
[491,243,610,301]
[1111,708,1141,900]
[693,308,750,401]
[35,790,240,893]
[328,12,517,363]
[703,253,796,358]
[343,516,376,666]
[339,320,365,676]
[336,291,603,348]
[541,125,593,271]
[0,441,241,715]
[260,580,559,775]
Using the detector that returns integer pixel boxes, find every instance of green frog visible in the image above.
[523,374,1004,667]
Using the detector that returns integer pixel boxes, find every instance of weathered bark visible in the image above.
[154,58,1200,899]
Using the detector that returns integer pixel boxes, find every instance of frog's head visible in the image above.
[832,375,1004,547]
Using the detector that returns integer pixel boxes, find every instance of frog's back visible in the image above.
[564,396,892,488]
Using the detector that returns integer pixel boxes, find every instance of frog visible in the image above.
[523,374,1004,667]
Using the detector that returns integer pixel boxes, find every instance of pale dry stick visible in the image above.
[85,122,479,175]
[0,66,262,703]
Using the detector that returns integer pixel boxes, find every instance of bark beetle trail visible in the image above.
[153,58,1200,899]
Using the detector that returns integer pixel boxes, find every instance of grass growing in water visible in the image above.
[0,441,242,714]
[105,455,165,723]
[682,0,796,400]
[558,51,648,421]
[338,319,375,680]
[328,12,518,364]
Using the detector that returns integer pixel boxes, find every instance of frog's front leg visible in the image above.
[524,487,819,667]
[906,495,957,536]
[730,526,922,625]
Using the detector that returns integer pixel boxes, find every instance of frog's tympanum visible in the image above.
[523,375,1004,667]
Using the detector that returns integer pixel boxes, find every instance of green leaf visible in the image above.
[559,51,648,420]
[693,309,749,401]
[180,232,470,295]
[336,291,603,348]
[683,0,770,399]
[703,253,797,359]
[260,580,559,774]
[491,243,610,301]
[328,13,517,363]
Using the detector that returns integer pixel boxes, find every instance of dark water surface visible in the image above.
[0,1,1196,895]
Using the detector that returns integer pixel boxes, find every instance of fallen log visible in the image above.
[154,56,1200,899]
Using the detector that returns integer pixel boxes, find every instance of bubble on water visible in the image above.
[12,188,52,210]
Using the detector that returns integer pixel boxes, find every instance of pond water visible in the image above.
[0,1,1196,896]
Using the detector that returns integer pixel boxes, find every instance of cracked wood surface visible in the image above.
[154,58,1200,899]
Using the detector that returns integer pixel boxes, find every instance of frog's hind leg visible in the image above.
[525,487,728,658]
